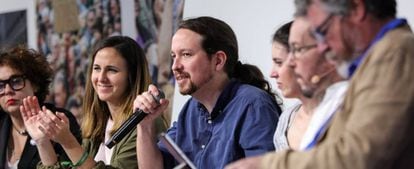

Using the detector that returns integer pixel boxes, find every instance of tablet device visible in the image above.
[159,133,197,169]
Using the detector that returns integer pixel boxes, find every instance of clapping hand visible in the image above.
[37,109,72,145]
[20,96,47,142]
[20,96,73,145]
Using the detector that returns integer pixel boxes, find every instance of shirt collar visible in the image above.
[197,79,241,120]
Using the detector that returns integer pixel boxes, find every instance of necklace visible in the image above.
[13,126,28,136]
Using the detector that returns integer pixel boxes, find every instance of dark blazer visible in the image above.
[0,103,82,169]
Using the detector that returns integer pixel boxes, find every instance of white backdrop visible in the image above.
[171,0,414,124]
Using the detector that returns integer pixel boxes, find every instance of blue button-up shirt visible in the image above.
[158,80,280,169]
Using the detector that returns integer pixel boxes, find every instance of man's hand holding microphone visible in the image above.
[105,84,169,148]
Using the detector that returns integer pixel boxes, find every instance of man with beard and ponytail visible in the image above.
[133,16,281,169]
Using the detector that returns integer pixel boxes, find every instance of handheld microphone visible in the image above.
[105,89,165,149]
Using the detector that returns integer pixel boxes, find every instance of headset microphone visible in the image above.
[310,68,336,84]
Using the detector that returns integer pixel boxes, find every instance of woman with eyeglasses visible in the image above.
[0,46,81,169]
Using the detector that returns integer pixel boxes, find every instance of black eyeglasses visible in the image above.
[289,44,318,59]
[312,14,334,43]
[0,75,26,94]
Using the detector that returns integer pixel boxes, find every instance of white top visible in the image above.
[6,150,19,169]
[273,100,302,151]
[6,160,19,169]
[299,81,349,150]
[94,119,114,164]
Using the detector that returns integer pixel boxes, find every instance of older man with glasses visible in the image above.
[226,0,414,168]
[287,17,348,152]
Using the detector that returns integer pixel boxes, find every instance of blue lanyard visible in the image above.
[305,18,407,151]
[347,18,407,78]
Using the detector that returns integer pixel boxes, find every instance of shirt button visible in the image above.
[201,145,205,149]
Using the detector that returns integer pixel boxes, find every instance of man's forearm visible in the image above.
[137,124,164,169]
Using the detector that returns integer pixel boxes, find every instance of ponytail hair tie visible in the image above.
[236,61,242,68]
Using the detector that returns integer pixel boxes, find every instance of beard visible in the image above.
[324,46,353,79]
[301,85,315,98]
[175,69,214,96]
[297,77,315,98]
[178,80,198,95]
[335,60,351,79]
[324,50,351,79]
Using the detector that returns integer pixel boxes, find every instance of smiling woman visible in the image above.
[22,36,167,169]
[91,47,129,105]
